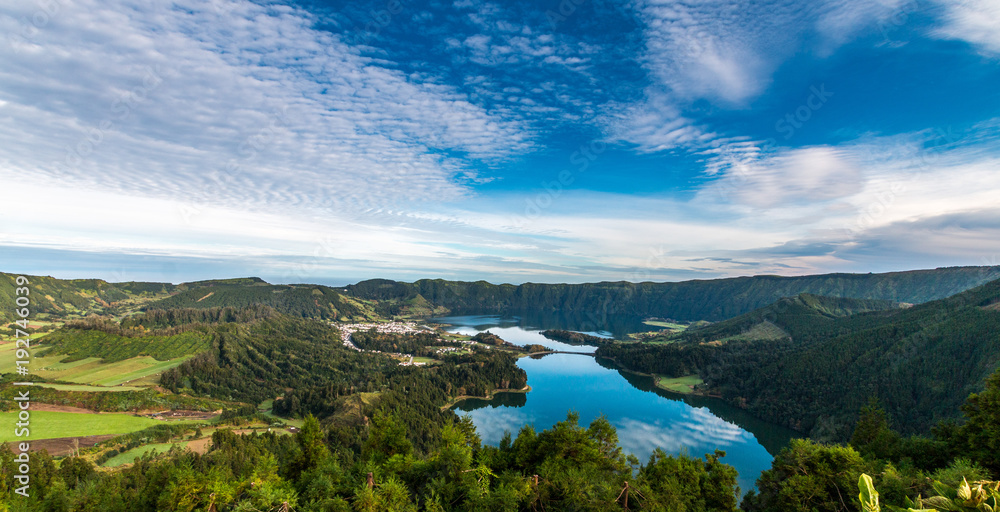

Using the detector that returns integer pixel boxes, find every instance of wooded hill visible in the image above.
[6,266,999,323]
[670,293,904,343]
[596,278,1000,440]
[343,266,1000,322]
[0,272,177,321]
[0,275,274,321]
[146,281,371,321]
[0,273,376,322]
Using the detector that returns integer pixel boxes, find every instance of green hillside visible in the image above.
[6,267,998,324]
[0,273,375,323]
[41,329,211,363]
[597,278,1000,440]
[675,293,903,343]
[345,266,1000,322]
[0,273,178,321]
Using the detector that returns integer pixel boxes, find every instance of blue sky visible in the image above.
[1,0,999,285]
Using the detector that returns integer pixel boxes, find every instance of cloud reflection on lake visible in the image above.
[441,315,794,494]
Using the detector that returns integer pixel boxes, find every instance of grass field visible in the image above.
[0,411,194,442]
[125,373,165,387]
[643,320,689,330]
[280,417,305,428]
[53,356,191,386]
[654,374,704,394]
[259,401,306,429]
[0,341,49,371]
[102,443,181,467]
[723,321,789,342]
[37,383,143,392]
[0,342,192,386]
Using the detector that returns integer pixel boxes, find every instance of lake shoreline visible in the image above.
[597,354,721,398]
[434,314,796,494]
[441,385,532,411]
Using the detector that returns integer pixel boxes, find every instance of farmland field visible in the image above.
[44,355,193,386]
[0,411,196,442]
[642,320,689,330]
[102,443,182,467]
[37,383,144,392]
[0,341,193,386]
[654,374,704,394]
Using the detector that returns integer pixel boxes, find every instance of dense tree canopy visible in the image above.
[597,279,1000,439]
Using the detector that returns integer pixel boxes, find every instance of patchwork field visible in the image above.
[0,342,192,386]
[0,411,195,442]
[40,355,192,386]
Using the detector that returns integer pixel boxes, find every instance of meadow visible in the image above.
[101,442,181,467]
[0,411,195,442]
[36,383,144,392]
[654,374,704,394]
[642,320,689,330]
[0,342,193,386]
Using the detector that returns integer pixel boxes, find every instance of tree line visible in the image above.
[597,278,1000,440]
[343,267,1000,322]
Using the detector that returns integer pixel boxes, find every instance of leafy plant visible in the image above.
[861,473,1000,512]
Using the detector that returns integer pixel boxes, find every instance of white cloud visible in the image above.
[440,1,609,129]
[0,0,531,215]
[709,146,863,208]
[814,0,909,51]
[602,91,710,153]
[612,0,908,152]
[615,409,753,457]
[932,0,1000,55]
[632,0,910,105]
[688,125,1000,274]
[1,0,998,284]
[633,0,784,105]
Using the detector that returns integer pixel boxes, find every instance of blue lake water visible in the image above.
[434,315,798,495]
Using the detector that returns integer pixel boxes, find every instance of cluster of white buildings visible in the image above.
[340,321,429,336]
[333,321,437,364]
[330,321,493,364]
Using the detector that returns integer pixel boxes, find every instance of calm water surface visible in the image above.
[434,315,798,494]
